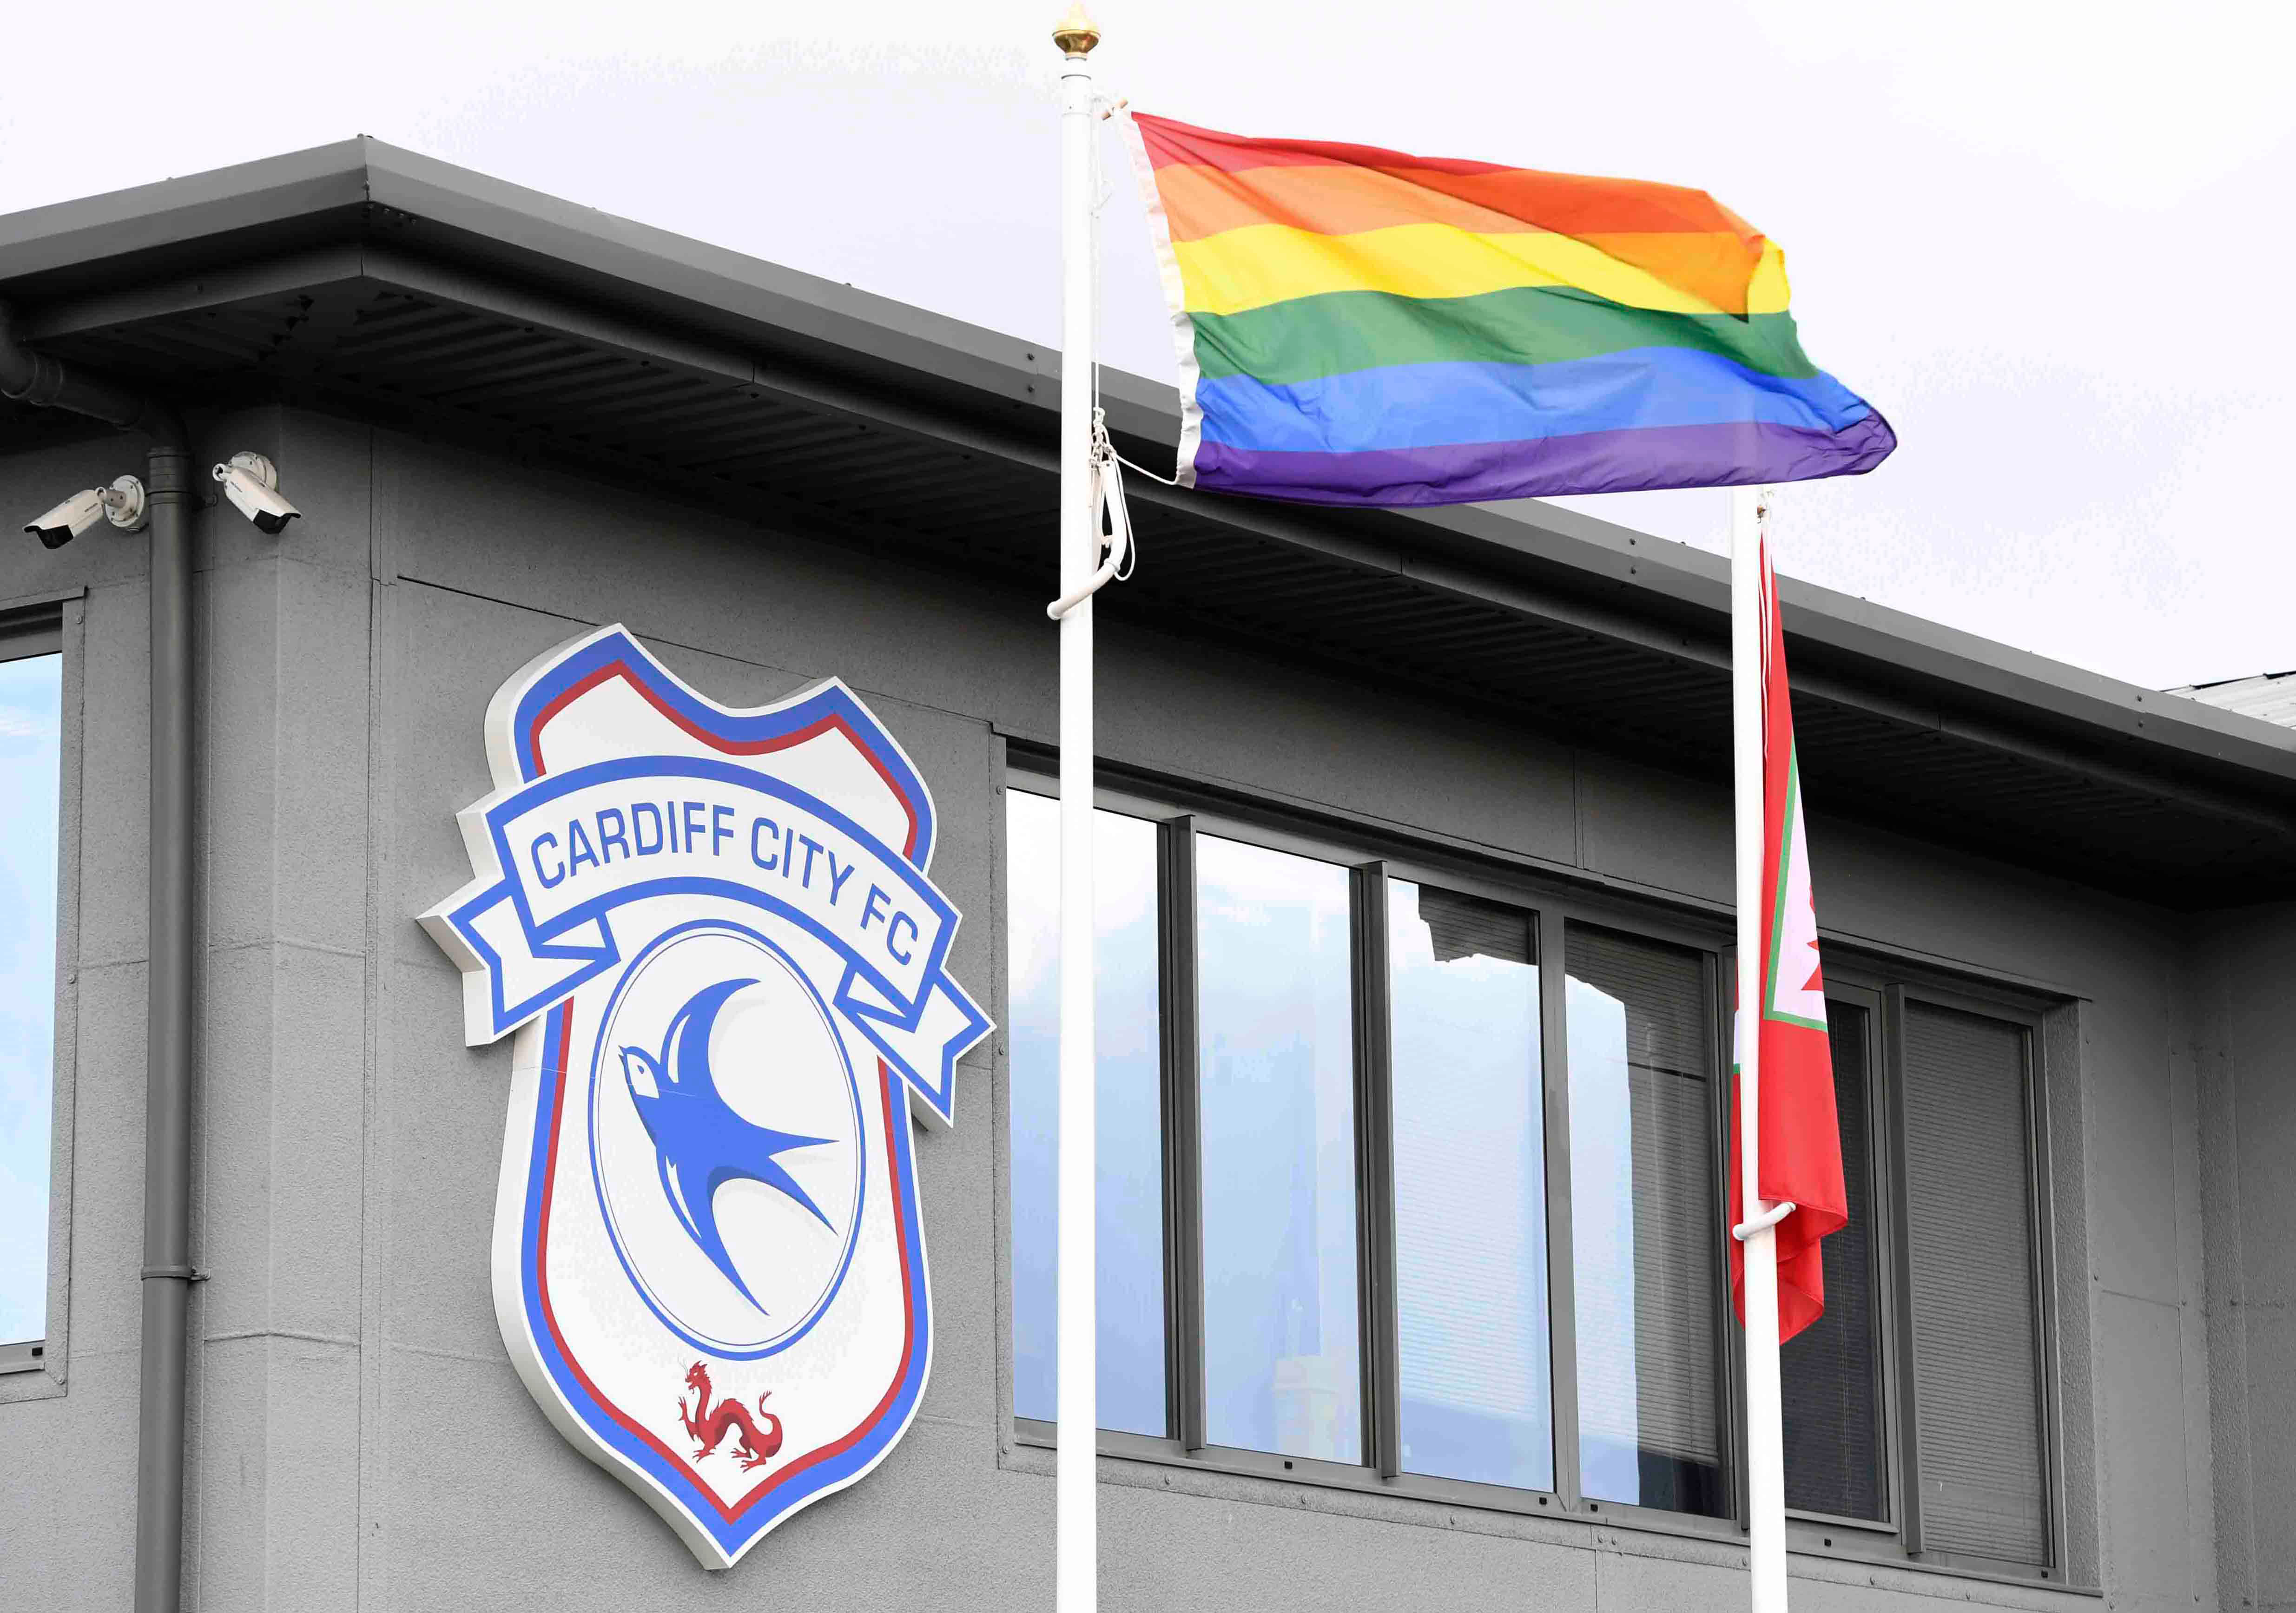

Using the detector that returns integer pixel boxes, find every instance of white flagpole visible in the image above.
[1732,483,1789,1613]
[1053,8,1102,1612]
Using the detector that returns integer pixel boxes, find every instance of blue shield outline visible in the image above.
[421,624,979,1568]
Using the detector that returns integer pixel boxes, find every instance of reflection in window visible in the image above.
[1389,882,1551,1491]
[1198,835,1359,1463]
[1567,926,1725,1516]
[1007,789,1166,1436]
[0,651,61,1349]
[1782,1004,1886,1521]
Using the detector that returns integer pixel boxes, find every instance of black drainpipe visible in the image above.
[0,302,197,1613]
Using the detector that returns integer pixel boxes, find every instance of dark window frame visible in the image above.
[1874,976,2065,1580]
[1001,760,2071,1587]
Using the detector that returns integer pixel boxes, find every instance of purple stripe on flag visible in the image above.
[1190,413,1898,507]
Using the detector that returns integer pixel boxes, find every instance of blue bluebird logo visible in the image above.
[618,978,838,1313]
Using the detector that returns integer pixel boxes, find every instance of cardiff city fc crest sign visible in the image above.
[420,625,990,1567]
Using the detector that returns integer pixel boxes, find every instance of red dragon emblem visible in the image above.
[679,1361,784,1472]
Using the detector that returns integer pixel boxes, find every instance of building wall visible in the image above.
[0,405,2246,1612]
[2189,902,2296,1613]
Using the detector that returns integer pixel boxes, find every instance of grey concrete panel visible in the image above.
[2244,1309,2296,1610]
[196,942,368,1345]
[383,960,510,1363]
[1597,1546,1905,1613]
[2094,1290,2200,1602]
[261,557,374,954]
[2178,904,2296,1613]
[381,1349,1035,1610]
[1091,622,1579,869]
[198,558,284,952]
[2045,1001,2100,1593]
[1798,804,2160,988]
[2186,903,2296,1613]
[233,407,375,584]
[1575,752,1731,902]
[2195,1032,2254,1613]
[1095,1478,1598,1613]
[199,553,372,953]
[57,961,153,1352]
[386,580,589,969]
[72,580,151,969]
[2168,1040,2220,1613]
[192,1334,361,1612]
[376,432,1058,740]
[0,1343,142,1605]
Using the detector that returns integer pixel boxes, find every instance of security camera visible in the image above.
[25,475,148,549]
[26,488,105,549]
[211,452,299,534]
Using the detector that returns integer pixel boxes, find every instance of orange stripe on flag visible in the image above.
[1135,112,1768,313]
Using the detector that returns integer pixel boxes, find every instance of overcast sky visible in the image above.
[5,0,2291,691]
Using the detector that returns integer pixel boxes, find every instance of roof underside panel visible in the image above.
[7,252,2294,908]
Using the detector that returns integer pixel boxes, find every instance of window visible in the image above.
[1567,926,1725,1517]
[1195,834,1360,1462]
[1894,998,2050,1568]
[1006,790,1166,1435]
[0,622,62,1373]
[1003,770,2062,1581]
[1389,881,1549,1491]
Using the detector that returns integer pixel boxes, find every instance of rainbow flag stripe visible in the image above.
[1123,113,1896,507]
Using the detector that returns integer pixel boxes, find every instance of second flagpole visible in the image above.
[1733,483,1789,1613]
[1054,7,1102,1612]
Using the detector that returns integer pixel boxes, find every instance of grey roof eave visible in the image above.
[5,136,2289,795]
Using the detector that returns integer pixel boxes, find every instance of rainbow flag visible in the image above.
[1123,113,1896,507]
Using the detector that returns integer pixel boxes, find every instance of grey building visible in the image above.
[1,139,2292,1613]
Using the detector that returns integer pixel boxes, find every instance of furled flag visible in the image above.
[1122,113,1894,506]
[1726,537,1848,1342]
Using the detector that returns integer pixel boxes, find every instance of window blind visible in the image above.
[1781,1007,1884,1521]
[1568,928,1719,1474]
[1900,1002,2047,1566]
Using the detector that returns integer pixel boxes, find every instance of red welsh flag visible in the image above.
[1728,536,1849,1343]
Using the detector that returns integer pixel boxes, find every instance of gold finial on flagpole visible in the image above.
[1052,3,1100,55]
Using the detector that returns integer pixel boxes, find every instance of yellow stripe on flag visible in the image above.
[1174,222,1792,320]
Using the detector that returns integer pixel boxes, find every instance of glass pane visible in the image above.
[1901,1002,2046,1564]
[1567,926,1725,1516]
[1006,789,1166,1436]
[1781,1004,1885,1520]
[1198,834,1360,1463]
[1389,881,1551,1491]
[0,652,61,1348]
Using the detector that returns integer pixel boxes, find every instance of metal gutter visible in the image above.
[0,302,198,1613]
[0,139,372,290]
